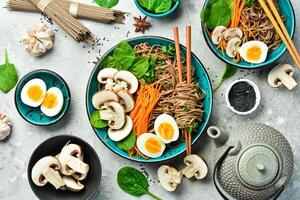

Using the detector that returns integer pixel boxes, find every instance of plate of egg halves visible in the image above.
[15,69,71,126]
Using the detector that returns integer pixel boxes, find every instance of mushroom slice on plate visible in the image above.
[226,38,241,58]
[31,156,65,189]
[63,176,84,192]
[268,64,297,90]
[97,68,118,84]
[117,90,135,112]
[114,71,139,94]
[211,26,227,45]
[100,101,125,130]
[223,27,243,41]
[158,165,182,192]
[108,116,133,141]
[182,154,208,180]
[92,90,119,110]
[58,144,89,176]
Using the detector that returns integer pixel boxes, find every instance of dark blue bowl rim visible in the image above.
[134,0,180,17]
[201,0,296,69]
[85,35,213,163]
[14,69,71,126]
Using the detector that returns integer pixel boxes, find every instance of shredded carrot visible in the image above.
[134,146,148,159]
[230,0,245,28]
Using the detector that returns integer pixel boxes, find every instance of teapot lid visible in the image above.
[237,145,280,188]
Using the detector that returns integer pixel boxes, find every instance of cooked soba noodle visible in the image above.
[239,1,284,51]
[134,43,205,130]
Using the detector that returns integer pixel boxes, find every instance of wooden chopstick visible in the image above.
[258,0,300,68]
[173,26,183,83]
[186,26,192,85]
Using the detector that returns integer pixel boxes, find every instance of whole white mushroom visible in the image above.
[0,113,12,140]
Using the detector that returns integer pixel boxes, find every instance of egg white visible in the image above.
[239,41,268,64]
[136,133,166,158]
[21,78,47,107]
[41,87,64,117]
[154,114,179,144]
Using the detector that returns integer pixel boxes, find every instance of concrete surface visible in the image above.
[0,0,300,199]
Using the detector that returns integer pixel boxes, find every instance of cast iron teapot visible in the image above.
[207,123,294,200]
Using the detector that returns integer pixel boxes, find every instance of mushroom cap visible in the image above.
[226,37,241,58]
[224,28,243,41]
[183,154,208,180]
[105,101,126,130]
[108,116,133,141]
[63,176,84,192]
[92,90,119,110]
[211,26,227,45]
[58,144,83,176]
[31,156,61,186]
[114,71,139,94]
[268,64,295,88]
[158,165,182,192]
[97,68,118,83]
[117,90,135,112]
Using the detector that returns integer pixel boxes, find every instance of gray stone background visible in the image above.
[0,0,299,199]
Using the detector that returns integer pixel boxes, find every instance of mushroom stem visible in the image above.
[43,167,65,189]
[67,157,89,174]
[181,165,197,179]
[281,75,297,90]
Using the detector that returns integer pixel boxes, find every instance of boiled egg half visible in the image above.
[239,41,268,64]
[154,114,179,144]
[137,133,166,158]
[41,87,64,117]
[21,78,47,107]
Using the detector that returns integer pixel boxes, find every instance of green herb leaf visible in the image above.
[116,132,136,151]
[213,64,237,92]
[130,56,149,78]
[154,0,172,13]
[94,0,119,8]
[90,111,108,128]
[117,167,162,200]
[100,56,116,69]
[245,0,256,6]
[113,41,136,70]
[184,104,190,112]
[0,49,18,93]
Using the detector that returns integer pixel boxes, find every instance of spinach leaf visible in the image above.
[113,41,136,70]
[245,0,256,6]
[130,56,149,78]
[213,64,237,92]
[100,56,116,69]
[94,0,119,8]
[155,0,172,13]
[116,132,136,151]
[0,49,18,93]
[117,167,162,200]
[90,111,108,128]
[141,56,155,84]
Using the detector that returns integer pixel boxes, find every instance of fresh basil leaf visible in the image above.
[154,0,172,13]
[138,0,149,8]
[100,56,116,69]
[245,0,256,6]
[161,46,168,53]
[117,167,162,200]
[94,0,119,8]
[0,49,18,93]
[116,132,136,151]
[90,111,108,128]
[213,64,237,92]
[130,56,149,78]
[113,41,136,70]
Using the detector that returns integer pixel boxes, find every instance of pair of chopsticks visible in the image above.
[258,0,300,68]
[173,25,192,155]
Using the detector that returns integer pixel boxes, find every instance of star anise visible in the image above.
[133,16,151,34]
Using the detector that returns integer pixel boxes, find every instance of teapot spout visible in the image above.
[207,126,228,147]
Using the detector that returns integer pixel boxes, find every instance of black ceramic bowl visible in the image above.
[27,135,101,200]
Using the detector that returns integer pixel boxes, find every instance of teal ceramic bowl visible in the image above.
[15,69,71,126]
[134,0,180,18]
[201,0,295,69]
[86,36,213,163]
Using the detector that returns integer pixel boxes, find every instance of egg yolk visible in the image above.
[246,46,262,61]
[42,92,58,109]
[27,85,44,102]
[145,138,162,154]
[158,123,174,140]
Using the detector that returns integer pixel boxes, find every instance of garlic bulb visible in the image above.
[0,113,12,140]
[22,24,54,56]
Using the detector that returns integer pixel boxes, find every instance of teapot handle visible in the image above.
[213,146,285,200]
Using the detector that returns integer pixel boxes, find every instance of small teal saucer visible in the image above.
[14,69,71,126]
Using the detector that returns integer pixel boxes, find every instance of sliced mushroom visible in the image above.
[92,90,119,110]
[62,176,84,192]
[268,64,297,90]
[224,28,243,41]
[226,38,241,58]
[158,165,182,192]
[108,116,133,141]
[72,171,88,181]
[182,154,208,180]
[97,68,118,84]
[114,71,139,94]
[117,90,135,112]
[31,156,65,189]
[211,26,227,45]
[58,144,89,176]
[104,78,115,90]
[113,81,128,93]
[100,101,125,130]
